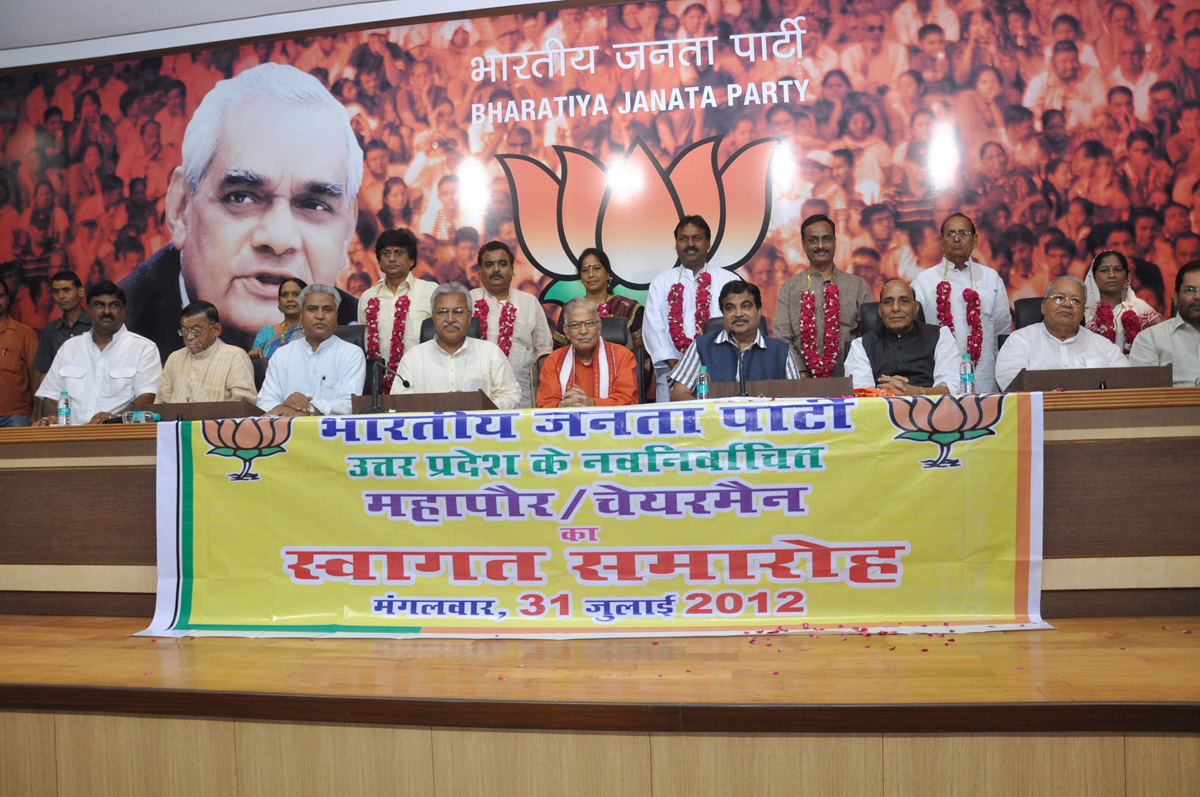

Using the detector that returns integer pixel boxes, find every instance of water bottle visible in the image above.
[695,366,711,399]
[57,391,71,425]
[959,353,976,394]
[121,411,162,423]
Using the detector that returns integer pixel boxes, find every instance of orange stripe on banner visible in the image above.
[1013,393,1032,623]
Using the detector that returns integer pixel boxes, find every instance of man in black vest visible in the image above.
[668,280,801,400]
[844,279,959,396]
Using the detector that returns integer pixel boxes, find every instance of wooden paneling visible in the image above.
[53,713,237,797]
[1042,557,1200,590]
[0,565,156,592]
[1042,589,1200,619]
[236,721,435,796]
[0,712,57,797]
[1040,386,1200,411]
[432,729,651,797]
[649,733,880,797]
[882,733,1124,797]
[1043,440,1200,558]
[1125,734,1200,797]
[0,591,155,616]
[0,467,156,565]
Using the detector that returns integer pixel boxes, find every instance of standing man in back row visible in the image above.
[911,213,1012,393]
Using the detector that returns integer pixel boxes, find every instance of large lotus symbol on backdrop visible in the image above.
[498,136,781,289]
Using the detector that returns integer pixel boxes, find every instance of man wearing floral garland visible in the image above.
[911,213,1012,393]
[469,240,553,408]
[644,215,742,402]
[773,214,872,379]
[356,228,437,394]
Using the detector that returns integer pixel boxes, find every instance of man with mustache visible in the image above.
[392,282,521,409]
[994,276,1127,391]
[469,241,552,408]
[30,270,91,409]
[537,297,637,408]
[119,64,361,362]
[844,280,959,395]
[668,281,800,400]
[155,301,255,404]
[1129,261,1200,386]
[644,215,741,402]
[256,284,365,416]
[34,282,161,425]
[774,214,872,378]
[912,213,1012,392]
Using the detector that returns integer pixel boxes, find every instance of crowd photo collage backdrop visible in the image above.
[2,0,1200,344]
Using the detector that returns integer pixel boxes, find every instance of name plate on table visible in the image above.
[352,390,498,415]
[143,400,263,421]
[709,378,853,399]
[1008,365,1172,393]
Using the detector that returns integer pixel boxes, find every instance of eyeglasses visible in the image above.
[866,25,885,32]
[1181,286,1200,295]
[433,307,468,317]
[1046,294,1084,307]
[941,231,975,240]
[565,319,600,331]
[177,325,213,338]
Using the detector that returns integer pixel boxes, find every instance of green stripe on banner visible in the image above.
[183,624,424,633]
[179,423,194,626]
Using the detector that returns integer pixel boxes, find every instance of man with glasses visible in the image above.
[537,297,637,408]
[1130,261,1200,386]
[155,301,255,404]
[839,12,909,95]
[912,213,1012,393]
[995,276,1127,391]
[392,282,521,409]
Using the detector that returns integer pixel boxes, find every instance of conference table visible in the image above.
[0,388,1196,796]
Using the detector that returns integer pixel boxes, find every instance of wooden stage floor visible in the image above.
[1,614,1197,733]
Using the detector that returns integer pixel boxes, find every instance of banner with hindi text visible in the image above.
[142,394,1045,639]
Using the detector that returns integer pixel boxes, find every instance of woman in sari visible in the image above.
[248,278,307,359]
[554,248,643,351]
[1083,250,1161,356]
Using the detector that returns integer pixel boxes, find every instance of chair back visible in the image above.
[1013,297,1043,329]
[332,325,365,349]
[859,302,880,337]
[701,316,769,337]
[599,316,630,347]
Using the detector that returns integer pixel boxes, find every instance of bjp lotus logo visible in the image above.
[499,136,780,296]
[885,395,1004,469]
[201,418,293,481]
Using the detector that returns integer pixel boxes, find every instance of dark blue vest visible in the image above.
[860,321,940,386]
[695,332,792,383]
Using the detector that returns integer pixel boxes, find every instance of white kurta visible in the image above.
[256,335,366,416]
[392,337,521,410]
[994,323,1128,391]
[1128,317,1200,387]
[469,287,553,408]
[356,273,437,366]
[643,265,742,366]
[35,325,162,424]
[911,259,1012,393]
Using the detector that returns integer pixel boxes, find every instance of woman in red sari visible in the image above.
[554,247,644,351]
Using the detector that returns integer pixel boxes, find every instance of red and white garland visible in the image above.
[936,279,983,365]
[1089,301,1143,355]
[667,271,712,351]
[597,300,610,319]
[798,279,841,378]
[475,297,518,355]
[364,295,410,393]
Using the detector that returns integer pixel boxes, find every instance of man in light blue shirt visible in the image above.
[257,284,365,415]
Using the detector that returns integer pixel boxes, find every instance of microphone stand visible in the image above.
[358,358,411,414]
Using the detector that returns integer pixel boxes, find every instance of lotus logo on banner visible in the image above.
[884,394,1005,469]
[201,418,293,481]
[499,135,781,299]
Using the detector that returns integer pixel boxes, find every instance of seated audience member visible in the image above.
[994,277,1128,391]
[844,280,959,396]
[0,279,39,427]
[538,297,637,408]
[1129,261,1200,386]
[257,284,366,416]
[669,281,801,400]
[1083,251,1162,356]
[31,271,91,395]
[156,301,256,404]
[249,278,306,360]
[392,282,520,409]
[35,281,162,424]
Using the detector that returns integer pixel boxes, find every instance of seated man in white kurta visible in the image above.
[995,276,1128,391]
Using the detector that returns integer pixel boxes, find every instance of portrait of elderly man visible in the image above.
[35,281,162,425]
[537,297,637,408]
[844,280,959,396]
[155,300,256,404]
[469,240,553,408]
[1129,261,1200,387]
[256,284,365,416]
[995,277,1128,392]
[393,282,521,410]
[120,63,362,360]
[669,280,801,400]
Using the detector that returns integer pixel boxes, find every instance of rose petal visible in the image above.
[498,676,506,680]
[770,671,779,675]
[921,648,929,652]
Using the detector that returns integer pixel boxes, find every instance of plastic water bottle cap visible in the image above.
[152,413,162,421]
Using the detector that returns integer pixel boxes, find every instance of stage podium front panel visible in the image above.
[352,390,497,414]
[708,378,853,399]
[140,400,263,421]
[1008,365,1172,392]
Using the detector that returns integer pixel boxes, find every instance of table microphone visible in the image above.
[361,358,411,414]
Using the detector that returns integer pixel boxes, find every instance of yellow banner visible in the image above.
[143,395,1045,638]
